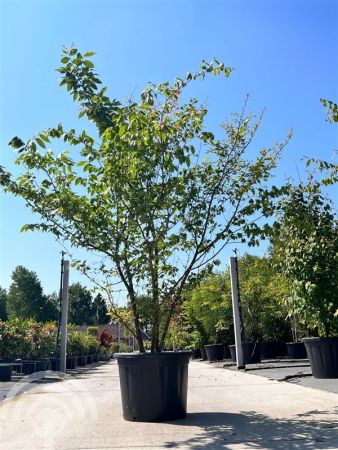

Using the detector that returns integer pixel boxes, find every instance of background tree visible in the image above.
[0,288,8,321]
[6,265,54,321]
[92,293,109,324]
[237,254,292,342]
[0,48,289,352]
[68,282,95,325]
[183,272,233,345]
[272,180,338,336]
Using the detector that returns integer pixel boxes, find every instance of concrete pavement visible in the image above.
[0,359,337,449]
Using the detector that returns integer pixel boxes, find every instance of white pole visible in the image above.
[59,260,70,373]
[229,256,245,370]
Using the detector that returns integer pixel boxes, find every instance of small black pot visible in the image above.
[200,347,207,361]
[229,342,261,364]
[0,364,12,381]
[92,354,99,363]
[66,356,77,369]
[191,349,201,359]
[99,354,110,361]
[261,342,287,359]
[115,351,191,422]
[286,342,307,359]
[204,344,224,362]
[77,355,87,366]
[50,358,60,371]
[21,360,37,375]
[223,345,230,359]
[34,359,49,372]
[87,355,93,364]
[303,337,338,379]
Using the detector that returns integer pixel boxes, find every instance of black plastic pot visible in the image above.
[204,344,224,362]
[50,357,60,371]
[35,359,49,372]
[87,355,93,364]
[191,349,201,359]
[286,342,307,359]
[200,347,207,361]
[261,342,287,359]
[77,355,87,366]
[66,356,77,369]
[0,364,12,381]
[115,351,191,422]
[303,337,338,379]
[21,360,36,375]
[229,342,261,364]
[99,354,110,361]
[223,345,230,359]
[92,354,99,363]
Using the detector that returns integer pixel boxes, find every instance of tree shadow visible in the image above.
[164,410,338,449]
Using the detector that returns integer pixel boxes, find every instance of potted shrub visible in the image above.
[68,330,87,366]
[98,329,114,361]
[26,321,57,372]
[1,48,288,420]
[183,272,233,362]
[273,180,338,377]
[84,333,101,364]
[282,295,308,359]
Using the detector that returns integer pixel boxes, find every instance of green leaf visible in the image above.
[36,138,46,148]
[84,51,96,57]
[84,60,94,69]
[9,136,25,149]
[61,56,70,63]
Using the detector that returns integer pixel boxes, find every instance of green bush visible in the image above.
[0,319,30,359]
[87,326,99,337]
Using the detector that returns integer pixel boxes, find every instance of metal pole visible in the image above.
[229,256,245,370]
[59,260,70,373]
[56,252,65,353]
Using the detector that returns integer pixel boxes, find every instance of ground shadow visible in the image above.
[164,410,338,449]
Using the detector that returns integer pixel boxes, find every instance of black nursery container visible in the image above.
[191,349,201,359]
[303,337,338,379]
[261,342,287,359]
[66,357,77,370]
[200,347,207,361]
[204,344,224,362]
[286,342,307,359]
[0,364,12,381]
[229,342,261,364]
[115,351,191,422]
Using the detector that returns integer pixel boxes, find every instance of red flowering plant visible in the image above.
[99,329,114,351]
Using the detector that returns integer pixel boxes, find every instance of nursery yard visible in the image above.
[0,359,337,449]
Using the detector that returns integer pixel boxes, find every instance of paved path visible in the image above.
[0,360,337,449]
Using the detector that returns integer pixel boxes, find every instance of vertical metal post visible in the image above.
[229,256,245,370]
[59,260,70,373]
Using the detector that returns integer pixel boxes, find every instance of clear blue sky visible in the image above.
[0,0,337,296]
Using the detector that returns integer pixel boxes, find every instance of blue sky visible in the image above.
[0,0,337,296]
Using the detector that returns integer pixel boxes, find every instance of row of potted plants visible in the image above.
[0,319,117,380]
[196,341,308,364]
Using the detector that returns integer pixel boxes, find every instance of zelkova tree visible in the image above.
[0,48,289,352]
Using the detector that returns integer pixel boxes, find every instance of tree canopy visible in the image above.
[272,181,338,336]
[68,283,108,325]
[0,288,8,321]
[6,265,58,322]
[0,48,289,351]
